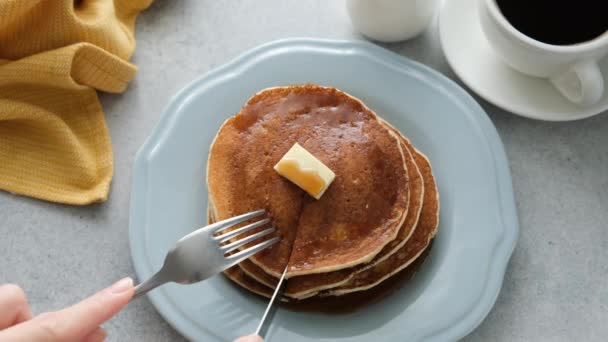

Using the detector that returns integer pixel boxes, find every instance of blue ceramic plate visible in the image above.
[129,39,518,341]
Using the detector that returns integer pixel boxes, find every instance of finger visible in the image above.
[0,284,32,329]
[81,327,107,342]
[233,335,263,342]
[0,278,133,341]
[47,277,134,339]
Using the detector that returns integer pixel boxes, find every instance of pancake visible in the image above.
[325,148,439,296]
[218,145,438,300]
[353,133,424,266]
[207,85,410,278]
[286,125,409,276]
[213,118,425,299]
[224,134,437,299]
[207,208,275,300]
[234,133,424,299]
[224,266,274,299]
[224,266,312,303]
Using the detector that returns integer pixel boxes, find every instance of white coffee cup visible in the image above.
[347,0,440,43]
[479,0,608,106]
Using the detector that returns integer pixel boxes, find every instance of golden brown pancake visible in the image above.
[286,126,409,276]
[220,132,438,299]
[224,266,274,299]
[219,146,438,300]
[223,266,310,303]
[355,134,424,266]
[325,148,439,296]
[207,205,309,298]
[234,134,424,299]
[207,85,410,277]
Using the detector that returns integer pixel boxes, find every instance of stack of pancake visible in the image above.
[207,85,439,301]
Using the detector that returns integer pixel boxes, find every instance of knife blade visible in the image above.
[254,265,288,338]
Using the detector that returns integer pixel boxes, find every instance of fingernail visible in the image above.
[110,277,133,294]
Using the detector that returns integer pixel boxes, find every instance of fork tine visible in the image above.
[206,209,265,234]
[220,227,276,253]
[225,236,281,263]
[213,218,270,242]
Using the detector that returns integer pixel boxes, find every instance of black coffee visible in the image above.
[496,0,608,45]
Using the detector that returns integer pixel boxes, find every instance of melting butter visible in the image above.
[274,143,335,199]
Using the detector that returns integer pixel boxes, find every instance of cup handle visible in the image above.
[550,61,604,106]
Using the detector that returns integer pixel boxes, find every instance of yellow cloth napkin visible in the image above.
[0,0,152,205]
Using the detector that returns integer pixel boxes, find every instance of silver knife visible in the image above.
[254,266,288,338]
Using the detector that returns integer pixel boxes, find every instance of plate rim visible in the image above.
[128,38,519,341]
[438,0,608,122]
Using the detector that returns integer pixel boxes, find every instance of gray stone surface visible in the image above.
[1,1,607,341]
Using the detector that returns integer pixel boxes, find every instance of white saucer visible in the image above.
[439,0,608,121]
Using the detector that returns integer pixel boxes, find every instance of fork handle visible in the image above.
[133,271,168,300]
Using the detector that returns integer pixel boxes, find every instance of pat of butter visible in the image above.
[274,143,335,200]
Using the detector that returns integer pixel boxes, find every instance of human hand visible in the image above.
[0,278,134,342]
[234,335,263,342]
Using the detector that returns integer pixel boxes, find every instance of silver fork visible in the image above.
[133,209,278,298]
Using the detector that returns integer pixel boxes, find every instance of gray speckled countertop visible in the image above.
[1,1,607,341]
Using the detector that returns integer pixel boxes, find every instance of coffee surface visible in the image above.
[497,0,607,45]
